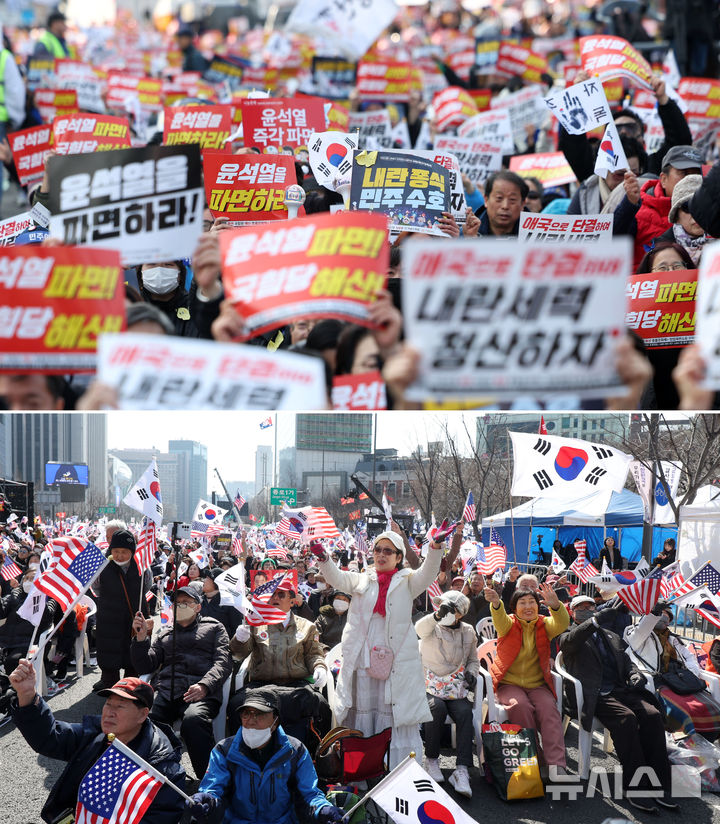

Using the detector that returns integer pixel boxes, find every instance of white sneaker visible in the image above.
[46,678,59,696]
[449,766,472,798]
[424,758,444,783]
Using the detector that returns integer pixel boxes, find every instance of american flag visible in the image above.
[659,562,686,598]
[0,554,22,582]
[570,556,599,584]
[277,508,339,541]
[574,540,587,560]
[616,567,664,614]
[245,572,289,625]
[35,541,107,611]
[231,532,243,557]
[672,562,720,598]
[265,539,289,562]
[75,741,163,824]
[355,530,368,556]
[46,536,85,567]
[427,579,443,611]
[234,491,246,511]
[475,529,507,576]
[462,491,476,523]
[135,518,157,575]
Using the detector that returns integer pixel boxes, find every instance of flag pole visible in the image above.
[508,498,517,566]
[138,517,151,614]
[341,753,417,821]
[107,735,194,803]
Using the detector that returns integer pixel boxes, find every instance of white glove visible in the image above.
[312,666,328,690]
[234,624,251,643]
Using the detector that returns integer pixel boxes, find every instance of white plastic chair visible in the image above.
[476,617,497,643]
[73,595,97,678]
[32,628,54,697]
[212,675,232,742]
[325,643,342,728]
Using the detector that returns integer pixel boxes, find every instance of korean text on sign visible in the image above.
[8,125,52,187]
[519,213,614,242]
[220,211,389,338]
[332,371,388,410]
[625,270,697,348]
[163,105,232,151]
[52,115,132,155]
[203,154,295,221]
[241,98,326,150]
[0,246,125,373]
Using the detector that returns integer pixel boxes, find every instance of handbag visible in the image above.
[368,645,394,680]
[481,723,544,801]
[425,665,467,699]
[657,661,707,695]
[315,727,363,782]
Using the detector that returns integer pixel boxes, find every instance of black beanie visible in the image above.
[109,529,136,554]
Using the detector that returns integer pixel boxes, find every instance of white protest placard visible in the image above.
[53,61,106,113]
[0,213,34,246]
[47,145,204,267]
[97,333,329,410]
[286,0,398,61]
[518,212,613,242]
[434,135,503,185]
[695,243,720,390]
[457,109,513,154]
[491,85,547,147]
[543,78,612,134]
[348,109,394,149]
[308,131,357,188]
[401,238,631,400]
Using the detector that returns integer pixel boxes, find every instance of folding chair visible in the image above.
[338,727,392,784]
[73,595,97,678]
[475,617,496,642]
[212,674,233,743]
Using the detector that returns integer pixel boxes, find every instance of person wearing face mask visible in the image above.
[135,258,222,338]
[93,529,151,693]
[188,690,344,824]
[559,596,678,812]
[624,603,720,741]
[131,586,232,779]
[416,591,478,796]
[315,592,351,649]
[307,572,333,618]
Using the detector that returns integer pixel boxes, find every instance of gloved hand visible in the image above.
[316,804,345,823]
[309,541,328,562]
[234,624,251,642]
[313,666,328,690]
[433,519,459,544]
[186,792,217,820]
[628,672,647,691]
[594,608,617,626]
[434,603,453,622]
[463,671,477,690]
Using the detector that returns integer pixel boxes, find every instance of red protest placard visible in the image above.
[8,125,52,186]
[467,89,492,111]
[332,371,388,410]
[219,211,388,338]
[52,115,132,155]
[163,105,232,151]
[579,35,653,89]
[509,152,577,187]
[240,98,326,150]
[496,42,550,83]
[203,153,296,221]
[355,60,423,102]
[626,270,697,348]
[677,78,720,120]
[106,73,164,111]
[34,89,78,123]
[0,246,126,373]
[433,87,479,133]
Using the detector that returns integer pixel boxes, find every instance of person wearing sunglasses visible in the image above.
[524,177,544,213]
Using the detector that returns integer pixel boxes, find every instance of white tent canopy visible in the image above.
[481,488,620,528]
[678,485,720,574]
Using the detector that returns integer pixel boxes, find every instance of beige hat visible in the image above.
[669,174,703,223]
[372,531,405,558]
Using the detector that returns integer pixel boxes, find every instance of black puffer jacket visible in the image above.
[690,159,720,237]
[11,695,186,824]
[0,587,58,654]
[131,615,232,701]
[139,281,221,339]
[315,605,347,649]
[95,562,151,672]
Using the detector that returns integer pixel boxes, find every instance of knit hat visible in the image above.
[108,529,136,554]
[669,174,703,223]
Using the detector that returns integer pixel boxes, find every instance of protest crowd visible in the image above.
[3,2,720,411]
[4,444,720,823]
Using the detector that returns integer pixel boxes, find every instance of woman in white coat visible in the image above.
[310,529,444,768]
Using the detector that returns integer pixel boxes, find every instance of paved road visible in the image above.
[2,660,720,824]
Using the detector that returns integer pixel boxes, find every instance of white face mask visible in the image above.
[142,266,179,295]
[439,613,457,627]
[333,599,349,613]
[242,725,274,749]
[315,582,326,591]
[114,559,131,568]
[22,580,34,593]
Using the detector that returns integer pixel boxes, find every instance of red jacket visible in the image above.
[490,614,556,696]
[633,178,671,269]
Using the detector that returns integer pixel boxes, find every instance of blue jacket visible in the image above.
[200,726,331,824]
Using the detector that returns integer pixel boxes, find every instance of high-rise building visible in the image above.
[295,414,372,452]
[110,448,186,522]
[168,440,208,522]
[255,445,273,494]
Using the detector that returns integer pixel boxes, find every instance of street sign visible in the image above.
[270,487,297,506]
[98,506,117,514]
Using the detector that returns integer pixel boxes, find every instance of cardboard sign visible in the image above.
[327,102,350,132]
[332,371,388,410]
[163,105,232,150]
[97,333,329,410]
[0,214,34,247]
[496,42,550,83]
[47,145,204,267]
[579,35,653,90]
[106,73,164,112]
[625,270,697,348]
[518,213,613,242]
[35,89,78,123]
[205,55,246,91]
[510,152,577,187]
[543,78,612,135]
[52,115,132,155]
[0,246,124,373]
[433,87,478,133]
[348,110,394,149]
[349,150,451,236]
[9,125,52,186]
[241,98,326,150]
[447,50,476,83]
[311,56,357,99]
[457,109,514,154]
[203,153,295,221]
[434,135,502,186]
[401,238,631,400]
[220,211,388,338]
[355,60,422,102]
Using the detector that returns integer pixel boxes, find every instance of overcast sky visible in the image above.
[107,412,483,494]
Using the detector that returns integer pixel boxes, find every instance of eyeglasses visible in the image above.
[373,546,398,556]
[651,262,686,272]
[615,121,642,137]
[272,590,292,599]
[240,708,272,720]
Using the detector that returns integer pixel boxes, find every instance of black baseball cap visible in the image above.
[174,585,202,602]
[238,689,278,714]
[662,145,703,171]
[98,677,154,709]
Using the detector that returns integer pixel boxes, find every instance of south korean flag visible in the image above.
[122,458,163,526]
[215,562,247,611]
[308,131,357,191]
[509,431,632,500]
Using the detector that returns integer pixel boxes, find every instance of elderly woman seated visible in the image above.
[416,590,479,798]
[485,584,569,772]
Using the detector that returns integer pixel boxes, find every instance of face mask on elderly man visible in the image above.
[142,266,179,295]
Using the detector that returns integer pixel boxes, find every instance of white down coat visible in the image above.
[318,549,442,728]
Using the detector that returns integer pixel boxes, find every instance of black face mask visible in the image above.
[574,609,595,624]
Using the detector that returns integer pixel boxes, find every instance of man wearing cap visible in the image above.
[93,529,152,692]
[188,689,343,824]
[131,586,232,779]
[8,660,186,824]
[558,595,677,813]
[615,144,704,270]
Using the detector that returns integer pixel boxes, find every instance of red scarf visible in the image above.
[374,569,398,616]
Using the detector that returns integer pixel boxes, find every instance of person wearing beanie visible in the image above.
[652,174,710,265]
[93,529,152,692]
[416,590,479,796]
